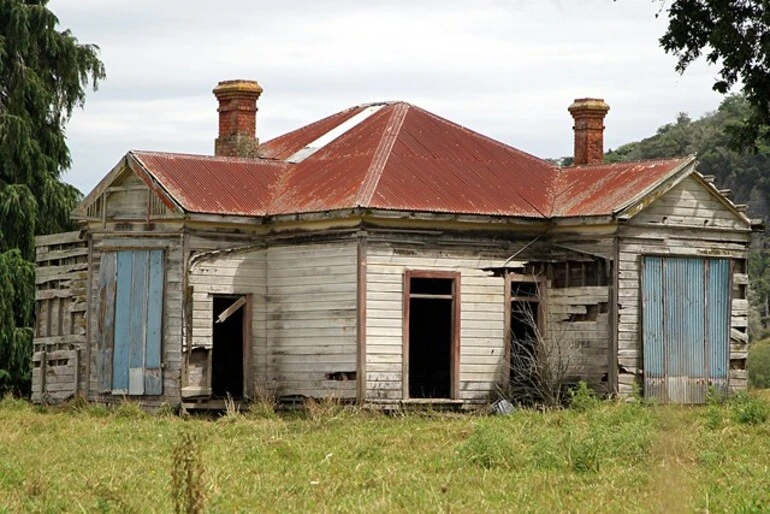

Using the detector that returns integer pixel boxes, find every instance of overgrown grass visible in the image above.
[1,394,770,512]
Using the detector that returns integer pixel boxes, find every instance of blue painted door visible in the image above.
[111,249,164,395]
[642,257,730,403]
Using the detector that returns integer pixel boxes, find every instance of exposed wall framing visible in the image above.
[32,232,89,402]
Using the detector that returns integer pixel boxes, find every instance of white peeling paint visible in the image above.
[285,104,387,163]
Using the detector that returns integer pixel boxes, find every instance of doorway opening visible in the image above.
[211,295,245,399]
[506,277,542,398]
[405,273,460,399]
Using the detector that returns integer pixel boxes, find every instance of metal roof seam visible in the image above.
[355,103,410,207]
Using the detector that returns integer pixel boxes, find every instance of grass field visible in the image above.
[1,392,770,513]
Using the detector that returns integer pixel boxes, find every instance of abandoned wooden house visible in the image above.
[32,80,758,407]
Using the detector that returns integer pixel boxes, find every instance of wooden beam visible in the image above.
[216,296,247,324]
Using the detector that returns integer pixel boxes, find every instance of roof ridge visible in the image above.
[408,104,558,176]
[129,149,287,165]
[355,103,410,207]
[559,156,691,170]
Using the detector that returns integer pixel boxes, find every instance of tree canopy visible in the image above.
[0,0,105,393]
[657,0,770,149]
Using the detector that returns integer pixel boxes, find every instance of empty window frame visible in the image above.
[402,270,461,399]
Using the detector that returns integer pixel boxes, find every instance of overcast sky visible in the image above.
[48,0,727,195]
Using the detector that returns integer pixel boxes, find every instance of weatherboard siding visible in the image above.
[365,244,505,402]
[266,242,359,399]
[186,249,266,397]
[617,176,751,397]
[631,176,747,231]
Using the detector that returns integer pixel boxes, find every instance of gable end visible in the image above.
[73,154,183,222]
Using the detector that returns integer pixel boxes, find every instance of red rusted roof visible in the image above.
[552,158,692,217]
[123,102,695,221]
[131,151,289,216]
[258,105,367,160]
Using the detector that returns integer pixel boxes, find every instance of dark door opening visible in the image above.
[507,276,542,403]
[407,276,457,399]
[510,300,539,376]
[211,295,244,399]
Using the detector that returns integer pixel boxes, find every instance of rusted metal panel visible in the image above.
[554,159,690,217]
[643,256,730,403]
[259,105,367,160]
[131,151,289,216]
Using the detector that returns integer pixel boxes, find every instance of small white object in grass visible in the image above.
[322,453,333,464]
[310,480,320,486]
[489,399,514,415]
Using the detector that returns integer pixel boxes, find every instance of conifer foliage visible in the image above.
[0,1,105,394]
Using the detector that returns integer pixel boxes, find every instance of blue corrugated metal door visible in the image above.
[112,249,164,395]
[642,257,730,403]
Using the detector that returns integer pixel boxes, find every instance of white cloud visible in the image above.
[50,0,730,193]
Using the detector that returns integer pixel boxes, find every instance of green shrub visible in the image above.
[113,401,149,419]
[729,391,769,425]
[568,381,601,412]
[748,339,770,389]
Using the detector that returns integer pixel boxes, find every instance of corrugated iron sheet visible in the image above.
[132,151,290,216]
[642,257,665,401]
[368,104,556,217]
[643,257,730,404]
[553,159,689,217]
[707,259,730,392]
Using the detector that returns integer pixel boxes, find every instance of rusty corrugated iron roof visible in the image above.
[131,151,289,216]
[122,102,706,221]
[552,158,692,217]
[258,105,367,160]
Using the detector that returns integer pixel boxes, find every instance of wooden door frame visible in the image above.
[209,293,252,399]
[402,270,461,400]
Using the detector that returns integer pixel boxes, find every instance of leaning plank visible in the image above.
[34,231,82,247]
[216,296,247,324]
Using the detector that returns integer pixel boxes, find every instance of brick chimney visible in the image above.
[213,79,263,157]
[568,98,610,166]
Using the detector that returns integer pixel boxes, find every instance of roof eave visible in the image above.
[615,155,698,221]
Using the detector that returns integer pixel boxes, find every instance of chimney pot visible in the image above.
[213,79,263,157]
[568,98,610,166]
